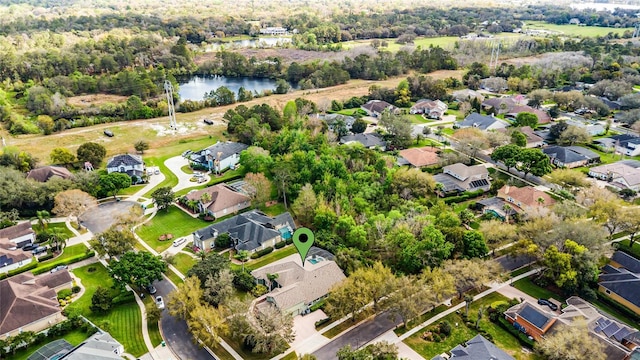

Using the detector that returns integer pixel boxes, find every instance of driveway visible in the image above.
[291,310,330,351]
[154,277,214,360]
[311,311,402,360]
[127,171,166,202]
[79,200,137,234]
[165,156,209,193]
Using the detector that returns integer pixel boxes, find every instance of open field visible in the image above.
[524,21,632,37]
[341,33,525,52]
[67,94,129,108]
[136,205,207,253]
[1,70,462,164]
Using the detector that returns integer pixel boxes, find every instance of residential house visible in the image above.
[360,100,398,118]
[188,141,249,172]
[497,126,544,148]
[600,97,622,111]
[505,302,557,341]
[0,238,32,274]
[316,113,356,132]
[0,270,72,339]
[506,105,551,125]
[565,119,606,136]
[397,147,440,167]
[431,334,514,360]
[497,185,556,214]
[192,210,295,252]
[455,113,509,131]
[0,222,35,248]
[251,248,345,315]
[183,184,250,218]
[39,330,125,360]
[611,134,640,157]
[259,27,288,35]
[599,251,640,316]
[481,98,517,114]
[433,163,491,195]
[410,99,448,119]
[26,166,73,182]
[588,162,640,191]
[452,89,485,103]
[542,145,600,168]
[106,154,145,183]
[339,133,387,150]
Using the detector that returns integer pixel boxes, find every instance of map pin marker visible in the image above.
[292,227,315,266]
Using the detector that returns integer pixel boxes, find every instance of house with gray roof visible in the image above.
[611,134,640,156]
[434,163,491,195]
[189,141,249,173]
[542,145,600,168]
[431,334,514,360]
[339,133,387,150]
[589,162,640,191]
[316,113,355,132]
[192,210,295,252]
[361,100,398,117]
[106,154,145,183]
[251,248,345,315]
[53,330,124,360]
[599,251,640,316]
[455,113,509,131]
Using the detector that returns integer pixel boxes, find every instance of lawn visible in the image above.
[180,164,194,174]
[512,276,566,303]
[208,341,237,360]
[524,21,631,37]
[32,243,90,272]
[136,205,207,253]
[407,114,432,124]
[395,305,449,336]
[241,245,297,271]
[259,202,287,217]
[221,335,285,360]
[404,293,535,360]
[11,329,89,360]
[322,319,357,339]
[33,222,75,238]
[118,184,146,196]
[68,263,147,357]
[141,295,163,347]
[165,268,184,285]
[173,252,197,275]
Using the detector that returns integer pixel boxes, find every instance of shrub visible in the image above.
[87,266,96,273]
[232,269,256,292]
[274,241,286,249]
[38,253,54,261]
[250,246,274,259]
[251,284,268,297]
[315,317,331,328]
[72,285,81,293]
[439,321,452,336]
[90,286,113,313]
[32,251,95,275]
[433,334,441,342]
[309,299,325,312]
[57,289,73,299]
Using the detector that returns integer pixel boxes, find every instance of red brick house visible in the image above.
[505,302,556,341]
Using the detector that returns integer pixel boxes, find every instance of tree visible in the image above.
[491,144,521,172]
[215,233,232,248]
[167,276,203,321]
[151,186,175,211]
[203,269,234,307]
[622,207,640,247]
[387,275,436,328]
[134,140,150,154]
[48,226,69,252]
[50,148,76,165]
[52,189,97,221]
[187,252,230,286]
[37,115,55,135]
[510,130,527,147]
[462,231,489,258]
[35,210,50,232]
[90,286,113,313]
[108,251,166,290]
[378,111,412,148]
[389,167,435,200]
[291,183,318,225]
[99,172,132,198]
[454,128,489,159]
[146,301,162,324]
[442,258,502,298]
[187,303,228,349]
[337,342,398,360]
[513,112,538,128]
[517,148,552,178]
[234,250,250,271]
[115,205,144,230]
[591,199,626,241]
[557,125,592,146]
[244,172,272,207]
[548,168,589,189]
[536,321,605,360]
[90,227,137,259]
[76,142,107,168]
[239,147,273,175]
[479,220,518,254]
[351,118,367,134]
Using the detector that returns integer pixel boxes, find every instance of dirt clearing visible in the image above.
[67,94,129,107]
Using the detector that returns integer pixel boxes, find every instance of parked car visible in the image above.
[182,150,193,158]
[204,119,214,125]
[22,244,37,251]
[155,296,165,310]
[146,284,157,294]
[50,265,68,273]
[538,298,558,311]
[154,168,160,175]
[32,246,47,255]
[173,238,187,247]
[104,130,114,137]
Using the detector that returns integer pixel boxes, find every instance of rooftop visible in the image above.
[398,147,439,167]
[106,154,143,168]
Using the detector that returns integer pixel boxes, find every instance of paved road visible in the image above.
[495,254,531,272]
[312,311,402,360]
[79,200,137,234]
[154,278,214,360]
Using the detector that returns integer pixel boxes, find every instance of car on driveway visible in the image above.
[538,298,558,311]
[173,238,187,247]
[50,265,68,273]
[22,244,37,251]
[156,296,165,310]
[146,284,157,294]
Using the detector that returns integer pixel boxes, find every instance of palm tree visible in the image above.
[464,294,474,316]
[36,210,50,232]
[502,204,512,223]
[187,199,199,213]
[536,197,545,207]
[200,192,212,213]
[234,250,250,271]
[266,273,279,292]
[48,227,69,252]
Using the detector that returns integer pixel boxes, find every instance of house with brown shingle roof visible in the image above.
[0,237,32,274]
[497,185,556,214]
[26,166,73,182]
[0,270,72,339]
[398,147,440,168]
[0,222,35,248]
[506,105,551,125]
[183,184,250,218]
[251,249,346,315]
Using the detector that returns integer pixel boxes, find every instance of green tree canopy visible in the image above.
[108,251,167,289]
[76,142,106,168]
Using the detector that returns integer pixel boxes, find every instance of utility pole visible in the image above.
[164,80,177,130]
[489,42,501,70]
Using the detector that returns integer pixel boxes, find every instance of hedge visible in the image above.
[250,246,274,259]
[38,253,55,261]
[32,251,95,275]
[595,293,640,323]
[315,317,331,328]
[274,241,286,249]
[497,316,535,348]
[0,259,38,280]
[443,189,485,204]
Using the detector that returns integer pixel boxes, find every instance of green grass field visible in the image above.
[512,276,567,303]
[118,184,146,196]
[165,268,184,285]
[524,21,631,37]
[174,167,244,197]
[31,243,90,272]
[173,252,197,275]
[68,263,147,357]
[232,245,297,272]
[33,222,75,238]
[141,295,164,347]
[404,293,536,360]
[136,205,207,253]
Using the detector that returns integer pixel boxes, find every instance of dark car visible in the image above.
[104,130,114,137]
[203,119,214,125]
[146,284,157,294]
[538,298,558,311]
[22,244,37,251]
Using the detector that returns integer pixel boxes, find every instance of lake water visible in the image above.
[178,75,280,101]
[205,37,291,51]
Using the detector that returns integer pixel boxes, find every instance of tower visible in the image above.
[164,80,177,130]
[489,42,501,70]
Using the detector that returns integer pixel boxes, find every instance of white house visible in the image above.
[410,99,448,119]
[259,27,288,35]
[106,154,145,183]
[0,222,35,248]
[189,141,249,173]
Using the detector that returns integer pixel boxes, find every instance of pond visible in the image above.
[205,37,291,51]
[178,75,280,101]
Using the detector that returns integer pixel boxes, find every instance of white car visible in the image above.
[173,238,187,247]
[156,296,165,310]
